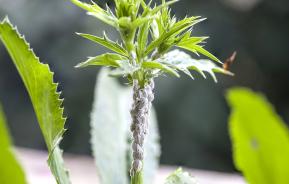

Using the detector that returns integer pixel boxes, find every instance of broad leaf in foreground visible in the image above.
[164,168,198,184]
[227,88,289,184]
[0,104,27,184]
[90,68,160,184]
[0,17,70,184]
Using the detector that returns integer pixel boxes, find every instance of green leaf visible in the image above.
[90,68,161,184]
[0,17,70,184]
[0,104,27,184]
[159,50,232,82]
[148,0,179,16]
[177,43,222,64]
[164,168,198,184]
[142,61,180,77]
[76,32,128,56]
[137,22,151,58]
[146,16,204,55]
[226,88,289,184]
[71,0,117,27]
[75,53,127,68]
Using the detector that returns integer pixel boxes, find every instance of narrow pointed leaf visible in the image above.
[0,104,27,184]
[149,0,179,16]
[226,88,289,184]
[142,61,180,77]
[177,43,222,64]
[75,53,127,68]
[71,0,117,27]
[159,49,232,82]
[137,22,151,58]
[146,16,203,55]
[0,18,70,184]
[77,32,128,56]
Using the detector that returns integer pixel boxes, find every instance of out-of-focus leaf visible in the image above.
[0,104,27,184]
[75,53,127,68]
[71,0,117,27]
[76,32,128,57]
[164,168,198,184]
[142,61,180,77]
[159,49,233,82]
[227,88,289,184]
[142,108,161,184]
[0,17,70,184]
[90,68,160,184]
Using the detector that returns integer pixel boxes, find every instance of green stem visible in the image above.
[131,171,143,184]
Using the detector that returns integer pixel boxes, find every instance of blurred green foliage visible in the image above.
[227,88,289,184]
[0,0,289,172]
[0,104,27,184]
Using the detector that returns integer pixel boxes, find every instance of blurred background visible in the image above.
[0,0,288,173]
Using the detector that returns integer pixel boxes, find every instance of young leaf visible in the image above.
[177,43,222,64]
[145,16,204,55]
[142,61,180,77]
[0,104,27,184]
[164,168,198,184]
[75,53,127,68]
[71,0,117,27]
[227,88,289,184]
[0,17,70,184]
[137,22,151,58]
[158,49,233,82]
[76,32,128,56]
[90,68,161,184]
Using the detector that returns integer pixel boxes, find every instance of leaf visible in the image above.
[148,0,179,16]
[226,88,289,184]
[76,32,128,56]
[75,53,127,68]
[137,22,151,58]
[177,42,222,64]
[159,49,233,82]
[164,168,198,184]
[71,0,117,27]
[0,17,70,184]
[145,16,204,55]
[90,68,161,184]
[142,61,180,77]
[0,104,27,184]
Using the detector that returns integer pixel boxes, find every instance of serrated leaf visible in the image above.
[177,42,222,64]
[71,0,117,27]
[76,32,128,56]
[146,16,204,55]
[226,88,289,184]
[164,168,198,184]
[159,49,233,82]
[75,53,127,68]
[142,61,180,77]
[90,68,161,184]
[0,17,70,184]
[0,104,27,184]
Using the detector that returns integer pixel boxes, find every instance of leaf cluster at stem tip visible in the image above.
[71,0,233,87]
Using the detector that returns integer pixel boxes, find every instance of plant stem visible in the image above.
[130,79,154,184]
[131,171,143,184]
